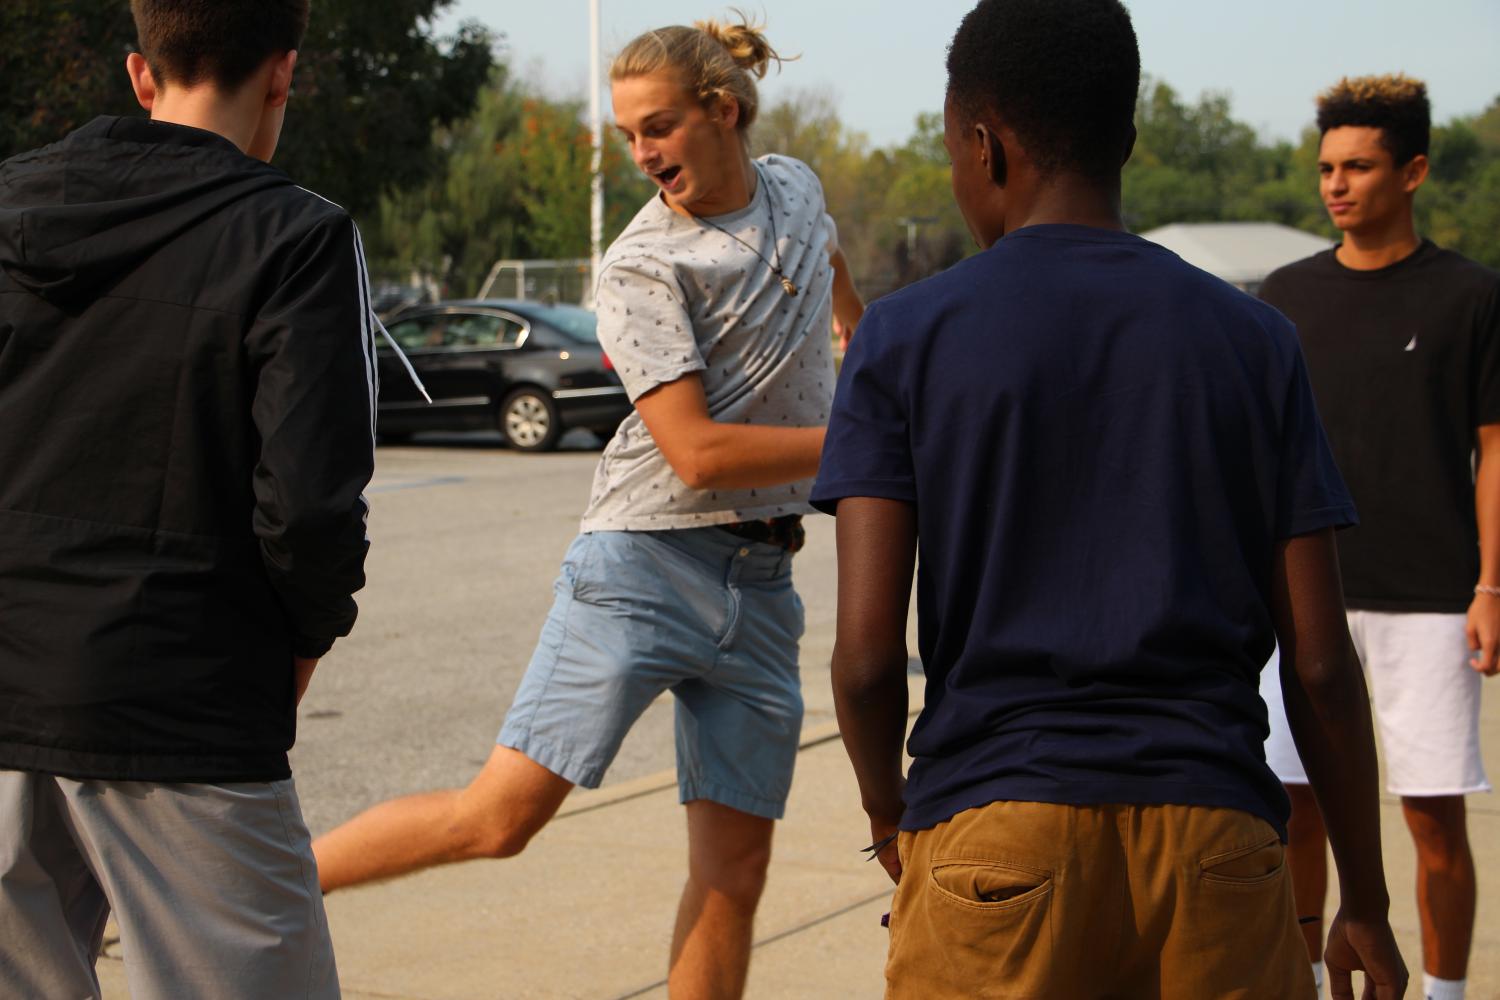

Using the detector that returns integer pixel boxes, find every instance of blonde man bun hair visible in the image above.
[611,9,791,131]
[695,12,780,80]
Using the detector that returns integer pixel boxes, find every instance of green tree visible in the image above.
[1471,97,1500,152]
[755,90,885,285]
[0,1,137,158]
[1419,102,1500,269]
[367,69,654,297]
[1125,79,1267,230]
[277,1,494,216]
[754,97,969,299]
[0,0,492,220]
[873,112,971,290]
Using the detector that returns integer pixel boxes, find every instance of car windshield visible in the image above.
[526,304,599,344]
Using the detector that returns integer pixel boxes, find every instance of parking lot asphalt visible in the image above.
[92,431,1499,997]
[290,429,864,836]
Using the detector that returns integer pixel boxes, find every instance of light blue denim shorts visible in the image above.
[498,527,805,819]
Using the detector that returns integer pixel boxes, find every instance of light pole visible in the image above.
[588,0,604,308]
[896,215,938,262]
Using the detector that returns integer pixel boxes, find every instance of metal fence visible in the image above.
[476,258,593,306]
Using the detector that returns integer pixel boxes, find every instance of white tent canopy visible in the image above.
[1140,222,1333,288]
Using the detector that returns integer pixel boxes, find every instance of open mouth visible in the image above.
[654,165,683,187]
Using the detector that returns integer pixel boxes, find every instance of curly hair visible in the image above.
[1316,74,1430,165]
[611,9,789,132]
[945,0,1139,180]
[131,0,308,91]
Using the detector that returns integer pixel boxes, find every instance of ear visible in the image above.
[266,50,297,110]
[126,53,158,112]
[245,51,298,163]
[1402,152,1429,193]
[1121,122,1138,166]
[974,123,1008,187]
[711,92,740,130]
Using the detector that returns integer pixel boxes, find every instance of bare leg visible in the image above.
[1402,795,1476,981]
[1284,782,1328,962]
[312,746,573,892]
[668,800,774,1000]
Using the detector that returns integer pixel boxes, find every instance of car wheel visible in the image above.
[499,388,561,452]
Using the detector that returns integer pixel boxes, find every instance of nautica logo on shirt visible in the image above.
[1404,334,1418,352]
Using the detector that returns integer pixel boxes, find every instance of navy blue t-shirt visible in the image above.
[811,224,1356,838]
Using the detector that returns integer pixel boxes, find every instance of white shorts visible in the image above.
[1260,610,1490,797]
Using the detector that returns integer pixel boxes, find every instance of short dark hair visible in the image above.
[946,0,1139,180]
[131,0,310,92]
[1316,75,1430,166]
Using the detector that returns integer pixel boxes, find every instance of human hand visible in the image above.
[293,656,320,706]
[1465,593,1500,675]
[1324,910,1407,1000]
[865,816,902,885]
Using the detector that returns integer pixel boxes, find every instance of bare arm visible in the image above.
[829,247,865,338]
[632,374,824,491]
[1272,529,1406,999]
[830,496,917,883]
[1466,423,1500,676]
[294,656,318,706]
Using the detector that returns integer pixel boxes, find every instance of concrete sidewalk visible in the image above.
[79,451,1500,997]
[93,697,912,1000]
[94,677,1499,998]
[317,711,908,1000]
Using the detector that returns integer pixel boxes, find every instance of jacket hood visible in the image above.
[0,116,295,304]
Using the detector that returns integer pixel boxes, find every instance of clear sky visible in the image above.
[432,0,1500,148]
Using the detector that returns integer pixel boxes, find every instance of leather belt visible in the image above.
[720,514,805,553]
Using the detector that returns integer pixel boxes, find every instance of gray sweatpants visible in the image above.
[0,770,339,999]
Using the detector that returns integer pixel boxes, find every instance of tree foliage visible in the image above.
[0,1,137,157]
[0,0,492,219]
[276,1,494,216]
[11,1,1495,292]
[1121,82,1500,270]
[1418,97,1500,269]
[754,96,969,299]
[366,68,655,297]
[1123,79,1323,232]
[405,78,1491,302]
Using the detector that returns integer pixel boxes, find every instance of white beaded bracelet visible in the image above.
[1476,584,1500,597]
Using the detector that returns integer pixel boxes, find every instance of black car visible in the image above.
[375,300,630,451]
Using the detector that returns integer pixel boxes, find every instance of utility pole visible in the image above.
[588,0,604,308]
[896,215,938,261]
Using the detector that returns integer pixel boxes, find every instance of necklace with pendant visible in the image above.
[691,163,798,297]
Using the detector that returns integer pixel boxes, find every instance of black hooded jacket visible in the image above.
[0,116,376,782]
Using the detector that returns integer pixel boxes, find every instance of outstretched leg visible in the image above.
[668,800,775,1000]
[313,745,573,892]
[1402,794,1476,981]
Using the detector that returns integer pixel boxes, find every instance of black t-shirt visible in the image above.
[1261,242,1500,612]
[812,225,1356,838]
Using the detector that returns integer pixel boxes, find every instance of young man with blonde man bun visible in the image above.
[314,12,862,998]
[1260,73,1500,1000]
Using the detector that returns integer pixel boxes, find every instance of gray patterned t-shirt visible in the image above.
[579,154,838,532]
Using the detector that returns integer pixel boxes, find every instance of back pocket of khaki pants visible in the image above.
[1199,838,1284,886]
[916,859,1055,980]
[929,859,1053,910]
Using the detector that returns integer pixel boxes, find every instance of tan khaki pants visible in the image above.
[886,801,1314,999]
